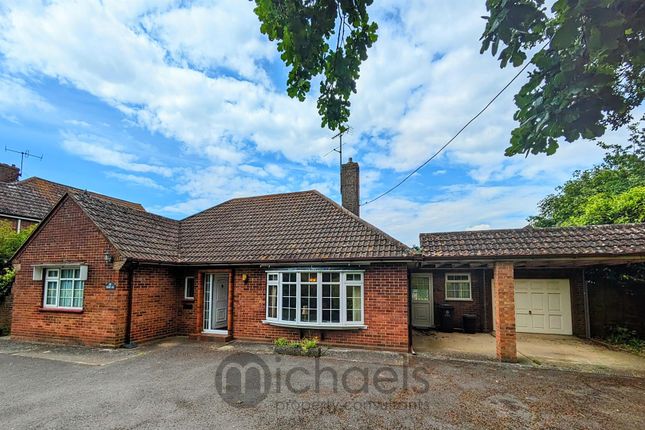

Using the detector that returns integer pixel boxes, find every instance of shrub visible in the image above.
[273,337,289,347]
[0,267,15,300]
[606,326,644,354]
[300,338,318,352]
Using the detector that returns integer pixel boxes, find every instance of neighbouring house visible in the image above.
[0,163,145,334]
[0,162,144,232]
[7,160,645,360]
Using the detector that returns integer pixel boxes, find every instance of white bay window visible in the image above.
[265,270,364,328]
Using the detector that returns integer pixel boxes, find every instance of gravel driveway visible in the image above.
[0,337,643,429]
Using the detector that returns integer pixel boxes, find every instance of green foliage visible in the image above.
[254,0,377,131]
[300,337,318,352]
[605,326,644,354]
[0,221,36,300]
[0,267,15,299]
[273,337,319,352]
[274,337,290,347]
[481,0,645,156]
[0,221,36,266]
[529,119,645,227]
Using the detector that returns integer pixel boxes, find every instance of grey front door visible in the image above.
[411,274,433,328]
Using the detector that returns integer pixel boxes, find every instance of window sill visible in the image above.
[38,307,84,314]
[182,298,195,302]
[262,320,367,330]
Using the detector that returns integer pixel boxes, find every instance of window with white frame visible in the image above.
[265,270,364,327]
[44,268,85,309]
[184,276,195,300]
[445,273,472,300]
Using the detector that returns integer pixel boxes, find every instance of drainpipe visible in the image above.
[582,268,591,339]
[123,263,137,348]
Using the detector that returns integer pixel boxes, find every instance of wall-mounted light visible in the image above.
[241,274,249,283]
[104,250,114,265]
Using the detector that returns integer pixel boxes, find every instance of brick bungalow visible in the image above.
[8,160,645,360]
[10,161,412,351]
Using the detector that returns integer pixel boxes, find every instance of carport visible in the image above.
[416,224,645,362]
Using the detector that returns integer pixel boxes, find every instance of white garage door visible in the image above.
[514,279,572,335]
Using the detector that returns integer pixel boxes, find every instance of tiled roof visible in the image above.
[0,177,144,220]
[70,190,410,264]
[420,224,645,259]
[73,193,180,263]
[179,190,410,263]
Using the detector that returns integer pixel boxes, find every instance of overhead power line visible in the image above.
[360,54,538,207]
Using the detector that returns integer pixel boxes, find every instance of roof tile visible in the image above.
[420,224,645,259]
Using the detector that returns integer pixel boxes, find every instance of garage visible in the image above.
[514,279,572,335]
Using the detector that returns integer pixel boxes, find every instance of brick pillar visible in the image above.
[195,272,204,335]
[493,261,517,362]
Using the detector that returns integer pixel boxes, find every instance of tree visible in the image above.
[481,0,644,156]
[254,0,377,131]
[0,221,36,298]
[529,118,645,227]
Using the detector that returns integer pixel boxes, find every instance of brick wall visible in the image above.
[129,265,179,343]
[232,263,409,351]
[176,269,198,335]
[424,269,490,331]
[11,198,128,347]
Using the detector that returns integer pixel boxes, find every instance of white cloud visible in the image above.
[0,0,627,237]
[0,0,329,168]
[361,184,552,246]
[142,2,276,83]
[61,132,173,177]
[106,172,164,190]
[0,74,52,122]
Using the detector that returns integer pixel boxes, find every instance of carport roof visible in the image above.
[420,223,645,260]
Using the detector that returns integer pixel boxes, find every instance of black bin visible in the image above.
[438,304,454,332]
[463,314,478,334]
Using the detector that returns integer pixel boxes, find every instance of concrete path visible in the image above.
[413,331,645,376]
[0,336,147,366]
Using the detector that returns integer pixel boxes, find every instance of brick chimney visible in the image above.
[341,158,360,217]
[0,163,20,182]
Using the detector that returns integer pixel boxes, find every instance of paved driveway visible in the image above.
[0,337,643,429]
[413,331,645,376]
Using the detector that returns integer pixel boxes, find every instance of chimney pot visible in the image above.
[341,159,360,217]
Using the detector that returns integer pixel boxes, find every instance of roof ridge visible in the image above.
[420,222,645,236]
[21,176,144,209]
[179,189,319,222]
[72,192,177,224]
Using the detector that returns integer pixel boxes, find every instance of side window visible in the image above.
[184,277,195,300]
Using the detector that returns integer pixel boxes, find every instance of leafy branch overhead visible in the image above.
[254,0,378,131]
[481,0,644,156]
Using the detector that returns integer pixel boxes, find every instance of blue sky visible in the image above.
[0,1,631,245]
